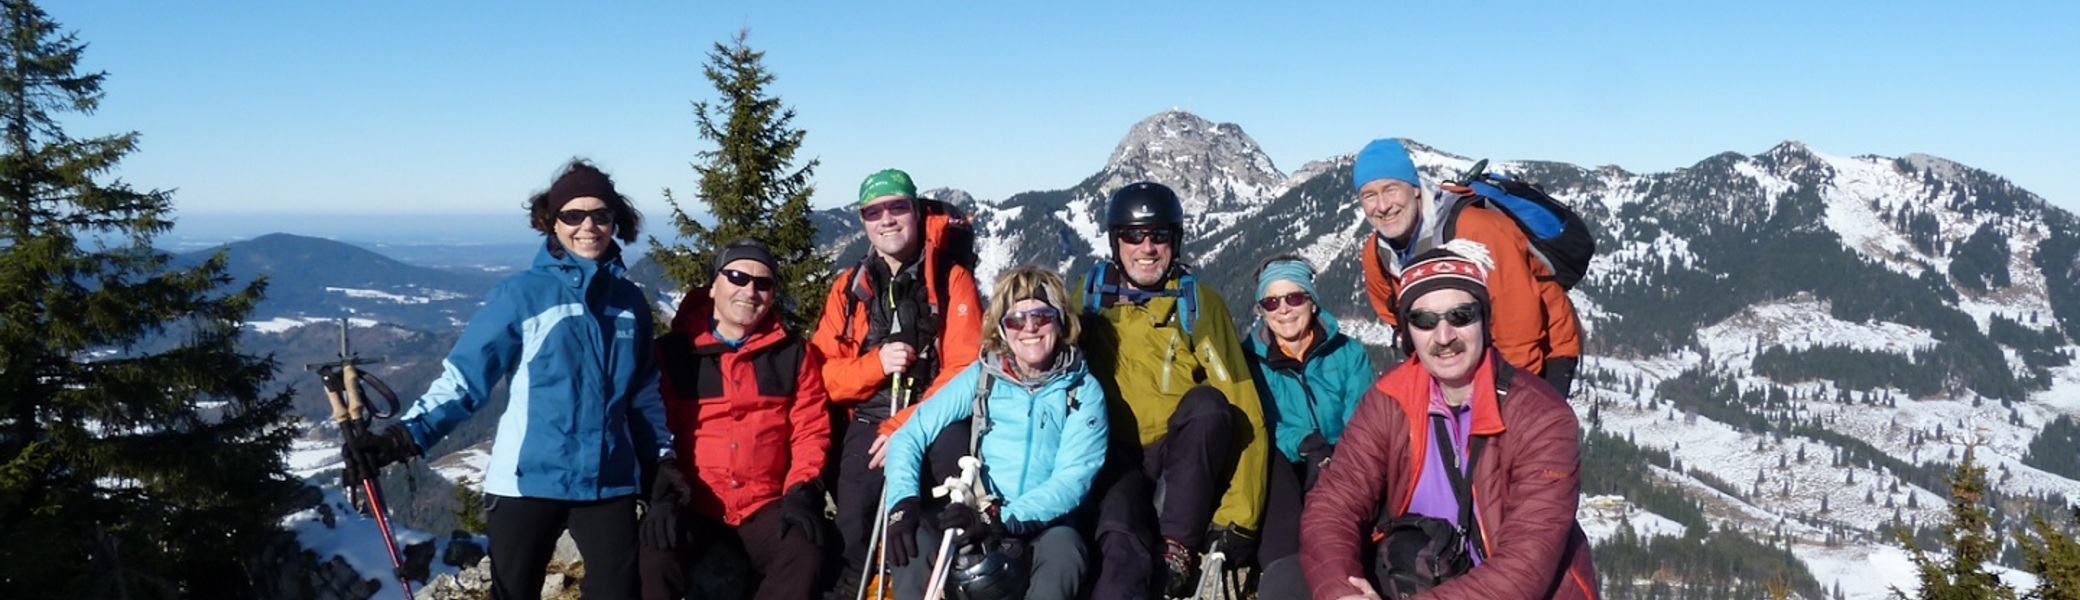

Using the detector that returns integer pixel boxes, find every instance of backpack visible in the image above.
[1079,261,1200,341]
[836,197,980,346]
[1438,160,1596,290]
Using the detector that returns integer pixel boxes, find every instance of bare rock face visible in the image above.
[1093,109,1286,218]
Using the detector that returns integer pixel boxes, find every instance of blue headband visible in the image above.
[1255,259,1318,304]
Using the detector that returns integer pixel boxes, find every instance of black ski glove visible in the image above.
[651,458,693,504]
[342,423,417,484]
[885,497,923,567]
[939,502,1003,550]
[775,482,828,547]
[1208,525,1258,571]
[640,496,681,550]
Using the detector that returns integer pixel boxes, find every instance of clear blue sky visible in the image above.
[50,1,2080,220]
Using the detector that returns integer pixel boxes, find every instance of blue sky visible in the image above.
[51,1,2080,222]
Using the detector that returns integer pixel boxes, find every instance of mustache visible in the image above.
[1427,340,1467,356]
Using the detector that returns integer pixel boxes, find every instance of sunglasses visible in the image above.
[1115,228,1174,245]
[718,268,777,292]
[999,306,1060,332]
[858,199,914,222]
[1406,302,1481,331]
[1257,291,1313,312]
[556,207,616,227]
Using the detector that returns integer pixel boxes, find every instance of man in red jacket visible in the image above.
[640,239,834,600]
[1278,240,1599,600]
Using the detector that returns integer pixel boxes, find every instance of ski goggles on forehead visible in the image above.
[556,207,615,226]
[717,268,776,292]
[858,198,914,221]
[999,306,1060,332]
[1405,302,1481,331]
[1257,291,1312,311]
[1114,227,1174,245]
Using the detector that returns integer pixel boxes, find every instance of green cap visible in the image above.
[858,169,918,206]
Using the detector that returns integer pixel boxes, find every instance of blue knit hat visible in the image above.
[1255,257,1318,307]
[1352,138,1419,193]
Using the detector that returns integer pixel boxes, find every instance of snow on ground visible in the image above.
[1578,495,1688,543]
[245,316,380,333]
[1815,150,1935,277]
[1796,541,2040,600]
[429,441,493,486]
[284,481,466,600]
[1062,196,1110,260]
[1695,297,1938,372]
[1336,316,1396,350]
[326,286,457,305]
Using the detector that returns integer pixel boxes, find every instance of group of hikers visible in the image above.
[338,137,1601,600]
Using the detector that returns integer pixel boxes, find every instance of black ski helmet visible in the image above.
[1105,181,1185,232]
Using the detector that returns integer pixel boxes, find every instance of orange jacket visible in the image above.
[808,242,982,436]
[1361,204,1582,374]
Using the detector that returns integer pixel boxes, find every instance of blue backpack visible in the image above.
[1080,261,1200,340]
[1439,159,1597,290]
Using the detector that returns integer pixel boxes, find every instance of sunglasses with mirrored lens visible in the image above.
[557,208,616,226]
[1257,291,1313,312]
[858,199,915,221]
[999,306,1061,332]
[718,268,777,292]
[1406,302,1481,331]
[1115,228,1174,245]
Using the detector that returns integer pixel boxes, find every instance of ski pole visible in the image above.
[857,491,892,600]
[312,319,412,600]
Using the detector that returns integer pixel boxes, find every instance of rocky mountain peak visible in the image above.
[1095,109,1286,216]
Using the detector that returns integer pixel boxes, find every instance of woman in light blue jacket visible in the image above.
[1242,255,1378,568]
[880,265,1108,600]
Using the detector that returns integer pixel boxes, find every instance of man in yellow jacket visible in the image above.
[1075,181,1269,600]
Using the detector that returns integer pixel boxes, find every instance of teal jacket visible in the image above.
[1243,311,1376,462]
[883,350,1108,528]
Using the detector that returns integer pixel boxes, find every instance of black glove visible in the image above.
[342,423,417,484]
[651,458,693,504]
[775,482,828,547]
[885,497,922,567]
[1208,525,1258,571]
[1297,433,1335,492]
[939,502,1003,550]
[640,496,681,550]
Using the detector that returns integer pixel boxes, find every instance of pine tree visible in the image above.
[1890,444,2018,599]
[2019,511,2080,600]
[649,29,828,333]
[0,1,296,596]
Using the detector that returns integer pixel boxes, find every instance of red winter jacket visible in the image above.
[1299,350,1598,600]
[657,289,831,526]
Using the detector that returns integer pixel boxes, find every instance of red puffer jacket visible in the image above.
[1299,350,1598,600]
[657,289,831,526]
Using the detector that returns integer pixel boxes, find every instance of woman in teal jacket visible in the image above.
[880,265,1108,600]
[1242,255,1378,567]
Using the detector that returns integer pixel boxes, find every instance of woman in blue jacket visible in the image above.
[879,265,1108,600]
[1243,255,1378,568]
[342,159,679,600]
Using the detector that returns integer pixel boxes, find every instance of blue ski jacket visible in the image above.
[882,350,1108,528]
[396,242,671,500]
[1243,310,1376,462]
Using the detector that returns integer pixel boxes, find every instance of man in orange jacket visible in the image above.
[809,169,983,600]
[1353,138,1582,396]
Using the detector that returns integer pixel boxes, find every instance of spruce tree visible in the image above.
[1891,444,2018,599]
[650,29,828,333]
[2020,512,2080,600]
[0,1,296,597]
